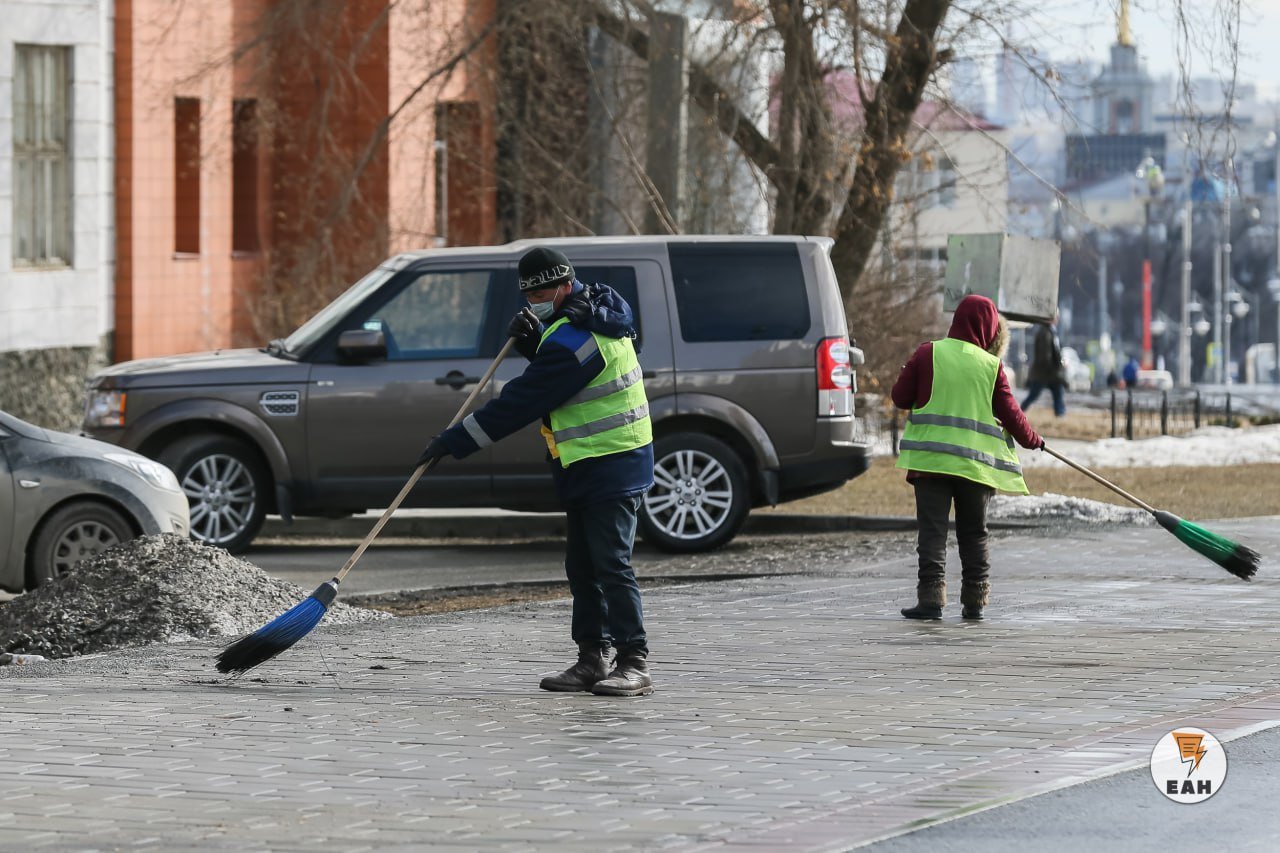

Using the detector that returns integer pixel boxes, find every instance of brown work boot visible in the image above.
[590,650,653,697]
[539,643,610,692]
[961,581,990,621]
[901,580,946,620]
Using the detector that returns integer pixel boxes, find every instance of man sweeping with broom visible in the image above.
[417,247,656,697]
[892,294,1044,621]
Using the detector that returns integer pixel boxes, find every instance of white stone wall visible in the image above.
[0,0,113,352]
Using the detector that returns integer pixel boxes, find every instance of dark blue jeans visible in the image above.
[564,495,648,656]
[1021,380,1066,416]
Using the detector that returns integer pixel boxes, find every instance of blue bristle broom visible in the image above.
[216,338,516,674]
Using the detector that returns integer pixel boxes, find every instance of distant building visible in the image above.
[825,74,1009,270]
[1065,0,1161,186]
[948,57,989,119]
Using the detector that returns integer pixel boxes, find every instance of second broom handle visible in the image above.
[335,337,517,583]
[1041,443,1156,514]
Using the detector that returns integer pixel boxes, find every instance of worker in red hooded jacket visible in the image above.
[891,294,1044,621]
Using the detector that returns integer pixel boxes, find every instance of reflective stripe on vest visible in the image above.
[539,318,652,467]
[897,439,1023,474]
[895,337,1029,493]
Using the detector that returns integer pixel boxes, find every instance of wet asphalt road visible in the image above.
[244,529,921,595]
[244,538,574,595]
[867,722,1280,852]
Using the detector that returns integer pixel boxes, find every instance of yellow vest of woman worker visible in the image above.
[896,337,1029,493]
[538,317,652,466]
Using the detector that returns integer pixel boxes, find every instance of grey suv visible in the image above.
[82,236,870,553]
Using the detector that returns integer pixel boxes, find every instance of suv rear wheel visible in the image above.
[640,432,750,553]
[160,434,268,553]
[28,501,134,589]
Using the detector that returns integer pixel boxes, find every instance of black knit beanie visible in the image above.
[518,247,575,291]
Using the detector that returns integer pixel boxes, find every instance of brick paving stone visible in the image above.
[0,519,1277,850]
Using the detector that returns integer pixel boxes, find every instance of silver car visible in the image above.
[0,409,190,592]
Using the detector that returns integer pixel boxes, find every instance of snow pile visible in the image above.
[0,534,386,659]
[989,492,1153,526]
[1019,424,1280,470]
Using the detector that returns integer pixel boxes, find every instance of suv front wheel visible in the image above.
[160,434,268,553]
[640,432,750,553]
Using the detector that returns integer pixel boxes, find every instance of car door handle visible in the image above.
[642,370,657,379]
[436,371,480,390]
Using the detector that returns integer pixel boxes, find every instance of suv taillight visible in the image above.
[816,336,853,417]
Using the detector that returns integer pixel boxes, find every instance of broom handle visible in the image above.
[334,337,517,583]
[1041,444,1157,515]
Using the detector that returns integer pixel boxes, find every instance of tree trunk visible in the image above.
[829,0,952,301]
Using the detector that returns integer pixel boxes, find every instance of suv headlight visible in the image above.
[104,452,182,493]
[85,390,127,428]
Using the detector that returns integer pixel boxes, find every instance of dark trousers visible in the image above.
[564,495,648,655]
[1021,380,1066,416]
[912,477,994,588]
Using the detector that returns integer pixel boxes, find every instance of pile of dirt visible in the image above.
[0,534,386,659]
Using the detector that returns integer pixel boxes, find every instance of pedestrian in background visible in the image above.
[1020,312,1067,416]
[418,247,656,696]
[1122,355,1141,388]
[892,294,1044,621]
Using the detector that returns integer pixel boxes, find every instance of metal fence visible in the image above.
[1106,389,1236,439]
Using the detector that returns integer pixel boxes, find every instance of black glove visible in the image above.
[561,290,593,326]
[416,435,449,469]
[507,307,540,341]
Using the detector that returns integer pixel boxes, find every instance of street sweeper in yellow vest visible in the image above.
[892,294,1045,622]
[417,247,655,697]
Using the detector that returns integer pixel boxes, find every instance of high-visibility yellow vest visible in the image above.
[896,337,1028,494]
[538,318,652,467]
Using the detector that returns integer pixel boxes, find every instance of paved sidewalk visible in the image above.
[2,519,1278,851]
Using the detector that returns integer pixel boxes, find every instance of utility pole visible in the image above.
[1213,238,1223,383]
[645,10,687,235]
[1180,202,1193,386]
[1271,120,1280,385]
[1098,254,1109,346]
[1143,195,1153,368]
[1223,158,1235,384]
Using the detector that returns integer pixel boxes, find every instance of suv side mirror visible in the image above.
[336,329,387,363]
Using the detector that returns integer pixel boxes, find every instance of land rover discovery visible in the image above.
[82,236,871,553]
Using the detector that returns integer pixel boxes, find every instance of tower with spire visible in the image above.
[1092,0,1154,134]
[1064,0,1164,184]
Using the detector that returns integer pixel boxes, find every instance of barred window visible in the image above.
[13,45,72,267]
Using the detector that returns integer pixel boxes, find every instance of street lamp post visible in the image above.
[1270,278,1280,384]
[1229,292,1250,380]
[1179,202,1193,386]
[1137,156,1165,369]
[1222,159,1235,384]
[1213,238,1223,383]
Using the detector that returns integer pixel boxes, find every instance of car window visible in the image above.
[284,264,398,356]
[575,265,642,347]
[669,243,810,342]
[361,269,497,360]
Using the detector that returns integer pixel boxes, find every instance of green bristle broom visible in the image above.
[1042,444,1259,581]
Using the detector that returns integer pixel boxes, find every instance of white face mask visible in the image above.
[528,299,557,321]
